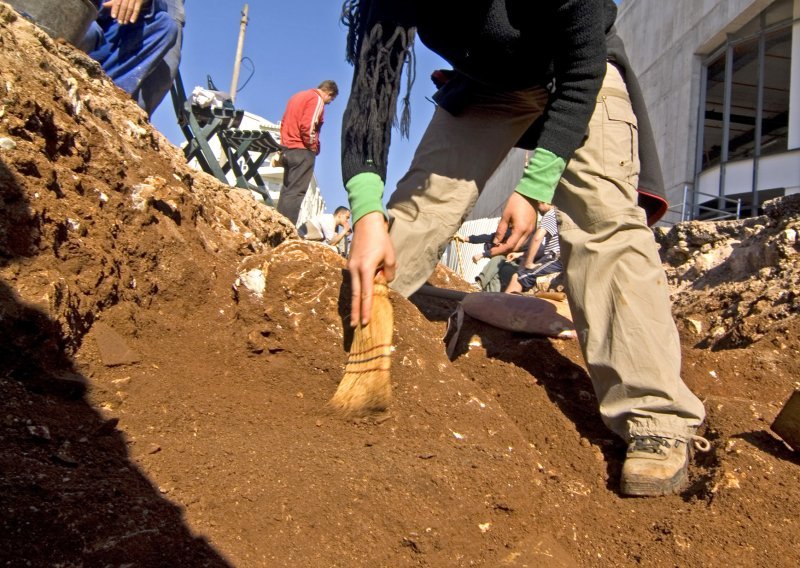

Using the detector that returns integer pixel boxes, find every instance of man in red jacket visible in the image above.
[277,80,339,225]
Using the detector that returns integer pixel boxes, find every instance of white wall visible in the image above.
[441,217,501,284]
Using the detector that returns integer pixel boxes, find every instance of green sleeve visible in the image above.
[514,148,567,204]
[345,172,386,223]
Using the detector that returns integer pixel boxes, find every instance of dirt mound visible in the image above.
[1,5,800,566]
[655,195,800,350]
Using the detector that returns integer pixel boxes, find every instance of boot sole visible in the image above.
[620,463,688,497]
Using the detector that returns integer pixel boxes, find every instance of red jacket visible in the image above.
[280,88,326,154]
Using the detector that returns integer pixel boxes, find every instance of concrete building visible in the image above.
[616,0,800,222]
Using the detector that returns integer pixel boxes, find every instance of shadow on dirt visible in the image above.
[735,429,800,466]
[337,269,356,351]
[0,159,231,566]
[409,292,628,490]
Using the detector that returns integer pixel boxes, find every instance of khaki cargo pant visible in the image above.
[387,63,705,441]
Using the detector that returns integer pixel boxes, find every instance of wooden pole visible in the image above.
[230,4,249,103]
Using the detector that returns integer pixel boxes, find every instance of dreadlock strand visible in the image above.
[340,13,417,185]
[399,29,416,138]
[341,0,365,65]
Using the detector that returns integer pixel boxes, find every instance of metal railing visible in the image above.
[665,185,742,224]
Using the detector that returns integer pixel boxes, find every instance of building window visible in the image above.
[692,0,798,218]
[698,0,795,216]
[728,36,761,162]
[760,26,791,158]
[702,52,726,169]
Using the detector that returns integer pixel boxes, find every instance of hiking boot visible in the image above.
[620,435,710,497]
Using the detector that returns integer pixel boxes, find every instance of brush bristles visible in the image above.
[330,277,393,417]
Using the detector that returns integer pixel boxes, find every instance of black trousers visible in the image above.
[277,148,316,225]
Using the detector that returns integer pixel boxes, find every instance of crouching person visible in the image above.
[504,200,562,294]
[339,0,708,496]
[298,206,352,251]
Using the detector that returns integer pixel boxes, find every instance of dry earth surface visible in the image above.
[1,4,799,567]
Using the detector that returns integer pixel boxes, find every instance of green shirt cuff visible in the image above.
[345,172,386,223]
[514,148,567,204]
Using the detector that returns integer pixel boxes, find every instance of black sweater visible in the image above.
[341,0,668,223]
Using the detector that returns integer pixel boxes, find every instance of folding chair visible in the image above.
[218,128,284,205]
[169,70,243,181]
[169,70,286,203]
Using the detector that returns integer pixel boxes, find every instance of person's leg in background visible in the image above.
[497,259,521,291]
[504,265,539,295]
[277,148,316,225]
[139,0,185,115]
[554,63,706,495]
[86,0,178,113]
[298,221,324,241]
[475,255,505,291]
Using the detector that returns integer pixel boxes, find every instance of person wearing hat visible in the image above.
[339,0,708,497]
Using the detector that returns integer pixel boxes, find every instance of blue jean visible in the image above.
[139,0,185,114]
[83,0,179,115]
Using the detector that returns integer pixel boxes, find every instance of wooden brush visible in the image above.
[329,272,393,417]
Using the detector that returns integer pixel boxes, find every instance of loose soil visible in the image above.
[1,5,799,566]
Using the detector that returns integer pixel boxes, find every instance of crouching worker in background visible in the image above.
[80,0,179,116]
[299,206,352,251]
[452,229,532,292]
[504,200,563,295]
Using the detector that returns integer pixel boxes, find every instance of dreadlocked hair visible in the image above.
[341,0,363,66]
[341,2,416,183]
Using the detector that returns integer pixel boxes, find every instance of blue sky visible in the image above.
[152,1,621,213]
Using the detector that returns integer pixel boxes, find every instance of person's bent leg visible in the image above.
[504,273,523,294]
[475,255,504,291]
[277,149,316,225]
[139,0,185,114]
[498,260,520,291]
[553,64,705,494]
[387,88,548,296]
[90,5,179,108]
[299,221,324,241]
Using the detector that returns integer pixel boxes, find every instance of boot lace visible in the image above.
[689,434,711,452]
[630,435,711,454]
[629,436,671,455]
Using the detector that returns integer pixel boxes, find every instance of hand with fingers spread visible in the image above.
[347,211,396,327]
[491,192,537,258]
[102,0,146,25]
